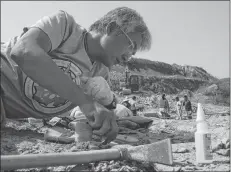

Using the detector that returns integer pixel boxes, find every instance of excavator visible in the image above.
[120,65,143,94]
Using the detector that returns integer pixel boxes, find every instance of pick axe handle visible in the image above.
[1,149,121,170]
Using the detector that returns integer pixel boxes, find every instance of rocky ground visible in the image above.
[1,93,230,172]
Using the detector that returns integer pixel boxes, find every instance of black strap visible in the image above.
[105,94,117,110]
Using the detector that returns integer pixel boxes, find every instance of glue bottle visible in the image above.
[195,103,213,164]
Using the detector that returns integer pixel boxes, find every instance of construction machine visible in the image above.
[121,65,143,94]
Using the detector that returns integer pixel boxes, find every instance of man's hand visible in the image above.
[79,101,119,144]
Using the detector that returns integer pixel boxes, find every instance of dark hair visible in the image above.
[132,96,136,100]
[162,94,166,99]
[175,97,179,101]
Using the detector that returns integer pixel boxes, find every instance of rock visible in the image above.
[115,134,139,144]
[88,142,102,150]
[109,160,115,165]
[44,127,75,144]
[95,165,102,172]
[210,164,216,168]
[69,146,78,152]
[225,142,230,149]
[130,166,139,172]
[69,164,90,172]
[206,84,218,93]
[123,165,134,172]
[117,120,139,130]
[122,88,132,95]
[215,149,230,156]
[27,118,44,128]
[222,137,230,145]
[223,159,230,164]
[184,166,198,170]
[196,163,204,167]
[109,162,121,169]
[47,117,62,126]
[154,163,175,171]
[144,112,159,118]
[212,142,225,152]
[173,167,182,172]
[101,163,109,172]
[32,145,39,150]
[173,148,190,153]
[22,150,30,155]
[76,141,90,150]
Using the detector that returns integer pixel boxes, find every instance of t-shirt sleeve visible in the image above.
[30,10,74,52]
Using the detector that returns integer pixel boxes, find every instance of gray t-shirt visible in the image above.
[1,10,110,119]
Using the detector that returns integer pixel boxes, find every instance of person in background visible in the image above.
[158,94,170,118]
[175,96,182,120]
[183,95,192,119]
[121,96,137,115]
[129,96,137,115]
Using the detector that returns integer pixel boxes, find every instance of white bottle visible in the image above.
[195,103,213,164]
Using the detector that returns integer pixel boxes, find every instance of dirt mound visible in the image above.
[196,78,230,106]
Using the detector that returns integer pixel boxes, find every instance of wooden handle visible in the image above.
[1,149,121,170]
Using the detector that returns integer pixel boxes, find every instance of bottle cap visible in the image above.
[196,103,206,122]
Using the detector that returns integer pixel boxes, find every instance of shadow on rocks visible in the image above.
[148,129,195,144]
[171,129,195,144]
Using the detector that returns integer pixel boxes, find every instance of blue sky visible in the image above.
[1,1,229,79]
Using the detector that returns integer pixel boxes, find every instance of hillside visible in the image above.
[124,57,217,81]
[109,57,229,105]
[109,57,217,92]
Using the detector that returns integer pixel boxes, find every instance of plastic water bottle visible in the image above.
[195,103,213,164]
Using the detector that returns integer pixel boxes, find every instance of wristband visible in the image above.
[105,94,117,110]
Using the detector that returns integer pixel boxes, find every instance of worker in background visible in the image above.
[158,94,170,118]
[175,96,182,120]
[122,96,137,116]
[129,96,137,115]
[182,95,192,119]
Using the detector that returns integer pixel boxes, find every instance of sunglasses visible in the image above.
[119,27,137,58]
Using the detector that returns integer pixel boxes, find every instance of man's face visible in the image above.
[99,22,142,67]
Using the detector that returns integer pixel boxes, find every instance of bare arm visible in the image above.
[10,28,93,107]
